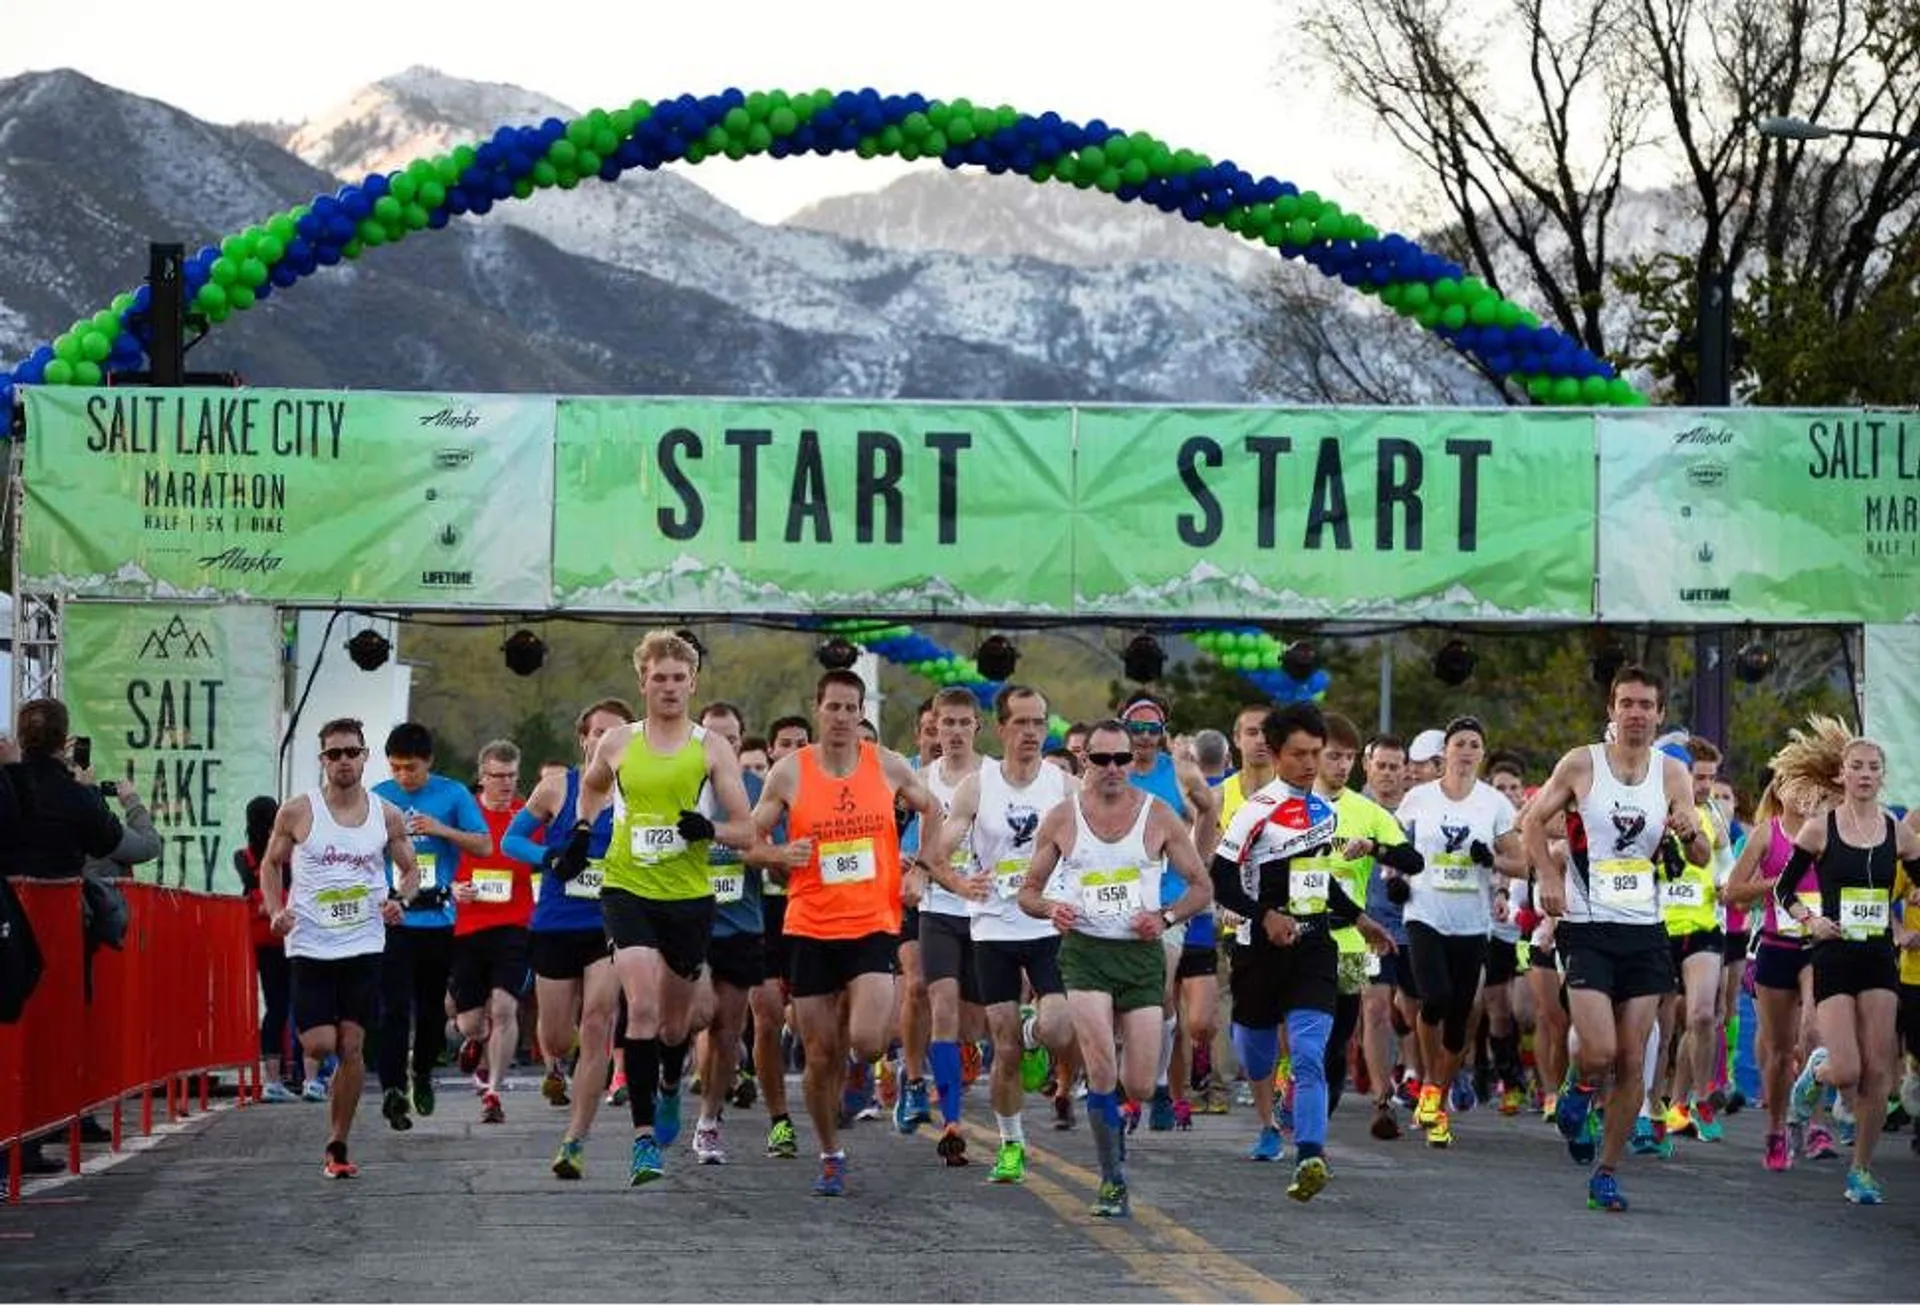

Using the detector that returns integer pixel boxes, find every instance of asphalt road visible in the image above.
[1,1073,1910,1302]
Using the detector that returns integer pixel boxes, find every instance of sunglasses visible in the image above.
[1123,719,1165,736]
[321,746,367,762]
[1085,751,1133,769]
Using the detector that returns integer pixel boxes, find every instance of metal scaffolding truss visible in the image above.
[6,440,62,712]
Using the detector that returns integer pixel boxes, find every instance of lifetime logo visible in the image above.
[1678,587,1731,602]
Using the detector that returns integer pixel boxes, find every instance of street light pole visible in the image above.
[1756,116,1920,147]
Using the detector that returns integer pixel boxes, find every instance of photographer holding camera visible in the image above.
[370,722,491,1119]
[6,700,123,880]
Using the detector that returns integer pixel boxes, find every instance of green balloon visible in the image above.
[899,141,922,163]
[1080,145,1106,173]
[1401,282,1431,309]
[255,234,285,265]
[1415,302,1442,328]
[210,257,238,286]
[704,125,728,151]
[532,160,559,188]
[341,238,364,260]
[745,91,769,120]
[1441,303,1468,330]
[1581,375,1611,403]
[238,257,268,288]
[1551,377,1581,404]
[768,106,798,138]
[1274,195,1299,221]
[901,111,929,140]
[357,220,387,248]
[592,128,618,157]
[512,177,534,200]
[747,123,773,152]
[1286,217,1315,245]
[1054,156,1078,182]
[403,204,429,231]
[1495,301,1522,328]
[557,169,582,188]
[43,359,74,385]
[947,117,976,145]
[923,130,948,156]
[220,234,248,260]
[390,173,418,203]
[1432,278,1460,305]
[1469,297,1498,325]
[565,118,594,146]
[228,284,255,312]
[267,214,296,244]
[878,124,903,154]
[1028,161,1052,182]
[373,195,403,225]
[609,110,635,139]
[856,138,880,160]
[1608,377,1640,405]
[91,310,120,335]
[549,138,578,167]
[926,102,951,128]
[724,140,747,161]
[80,331,110,362]
[453,144,478,171]
[110,292,135,315]
[575,149,602,175]
[52,333,81,363]
[417,180,446,210]
[72,360,102,386]
[1525,376,1552,400]
[195,283,228,312]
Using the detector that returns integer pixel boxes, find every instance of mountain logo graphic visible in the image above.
[138,616,212,661]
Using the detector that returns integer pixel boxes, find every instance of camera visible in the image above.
[72,735,91,770]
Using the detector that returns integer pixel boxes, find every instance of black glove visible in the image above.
[1386,876,1412,906]
[556,821,593,881]
[1657,833,1687,880]
[676,808,716,844]
[1469,840,1495,869]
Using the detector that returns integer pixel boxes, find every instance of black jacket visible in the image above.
[5,755,123,879]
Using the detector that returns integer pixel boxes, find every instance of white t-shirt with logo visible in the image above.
[1398,779,1516,938]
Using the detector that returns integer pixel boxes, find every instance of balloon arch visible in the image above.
[0,87,1643,409]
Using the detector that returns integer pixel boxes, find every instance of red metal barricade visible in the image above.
[0,880,258,1201]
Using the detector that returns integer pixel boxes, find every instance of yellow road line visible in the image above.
[1011,1159,1212,1305]
[964,1122,1303,1304]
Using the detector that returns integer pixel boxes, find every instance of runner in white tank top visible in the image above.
[918,686,1079,1183]
[1521,668,1708,1214]
[260,719,417,1181]
[1013,720,1213,1219]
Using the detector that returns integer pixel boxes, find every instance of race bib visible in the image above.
[1663,877,1706,908]
[316,885,371,929]
[820,839,877,885]
[1593,858,1655,910]
[996,858,1030,900]
[1290,865,1330,914]
[632,820,687,864]
[564,861,605,900]
[1771,891,1819,937]
[1081,866,1144,919]
[711,870,745,904]
[396,851,437,894]
[1840,888,1890,941]
[1433,854,1478,893]
[472,869,514,904]
[1234,920,1253,946]
[1365,950,1382,977]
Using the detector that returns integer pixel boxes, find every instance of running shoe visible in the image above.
[1764,1131,1791,1172]
[541,1066,570,1108]
[1370,1100,1402,1140]
[766,1117,799,1159]
[321,1147,358,1180]
[961,1042,984,1087]
[1725,1088,1747,1116]
[1902,1068,1920,1120]
[1288,1155,1329,1203]
[1394,1073,1421,1111]
[1649,1114,1674,1158]
[628,1134,664,1186]
[1053,1095,1076,1131]
[814,1152,846,1197]
[655,1083,682,1148]
[607,1069,629,1108]
[1091,1179,1130,1218]
[937,1122,969,1166]
[1541,1092,1558,1125]
[1021,1046,1052,1094]
[1629,1115,1662,1157]
[1788,1047,1829,1127]
[552,1137,585,1181]
[381,1087,413,1132]
[1203,1082,1231,1115]
[302,1078,328,1104]
[1275,1088,1296,1136]
[1234,1080,1256,1109]
[456,1036,485,1076]
[480,1090,505,1125]
[989,1140,1027,1184]
[1587,1168,1628,1212]
[1413,1084,1443,1130]
[1451,1069,1478,1114]
[260,1080,298,1104]
[1121,1097,1142,1133]
[876,1058,899,1110]
[693,1123,727,1165]
[1148,1086,1177,1132]
[1426,1109,1453,1148]
[1832,1094,1857,1146]
[1845,1167,1883,1205]
[1664,1100,1695,1138]
[729,1070,759,1112]
[1805,1124,1839,1160]
[1499,1086,1525,1116]
[1172,1098,1194,1131]
[471,1071,492,1097]
[411,1070,436,1118]
[1691,1096,1724,1143]
[839,1060,873,1128]
[1556,1088,1597,1165]
[1248,1124,1285,1162]
[901,1077,933,1133]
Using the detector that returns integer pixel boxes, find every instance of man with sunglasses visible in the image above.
[1017,720,1213,1218]
[1119,693,1220,1132]
[261,718,421,1179]
[372,721,492,1133]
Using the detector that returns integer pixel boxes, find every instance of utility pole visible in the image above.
[1690,257,1733,748]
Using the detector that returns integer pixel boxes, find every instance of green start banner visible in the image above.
[1598,410,1920,622]
[1071,407,1597,619]
[23,387,555,606]
[62,602,282,894]
[552,399,1076,613]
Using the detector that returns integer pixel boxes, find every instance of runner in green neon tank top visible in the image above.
[567,630,756,1187]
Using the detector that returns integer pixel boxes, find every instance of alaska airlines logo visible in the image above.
[1439,819,1471,854]
[1006,804,1040,850]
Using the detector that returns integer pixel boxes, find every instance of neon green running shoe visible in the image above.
[989,1140,1027,1184]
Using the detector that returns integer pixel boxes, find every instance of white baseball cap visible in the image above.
[1408,729,1446,764]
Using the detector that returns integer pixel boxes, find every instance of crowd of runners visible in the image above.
[256,629,1920,1214]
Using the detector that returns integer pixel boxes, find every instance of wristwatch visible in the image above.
[1160,908,1179,928]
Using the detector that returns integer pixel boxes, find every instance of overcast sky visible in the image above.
[3,0,1419,223]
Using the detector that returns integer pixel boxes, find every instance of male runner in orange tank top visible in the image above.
[752,668,945,1196]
